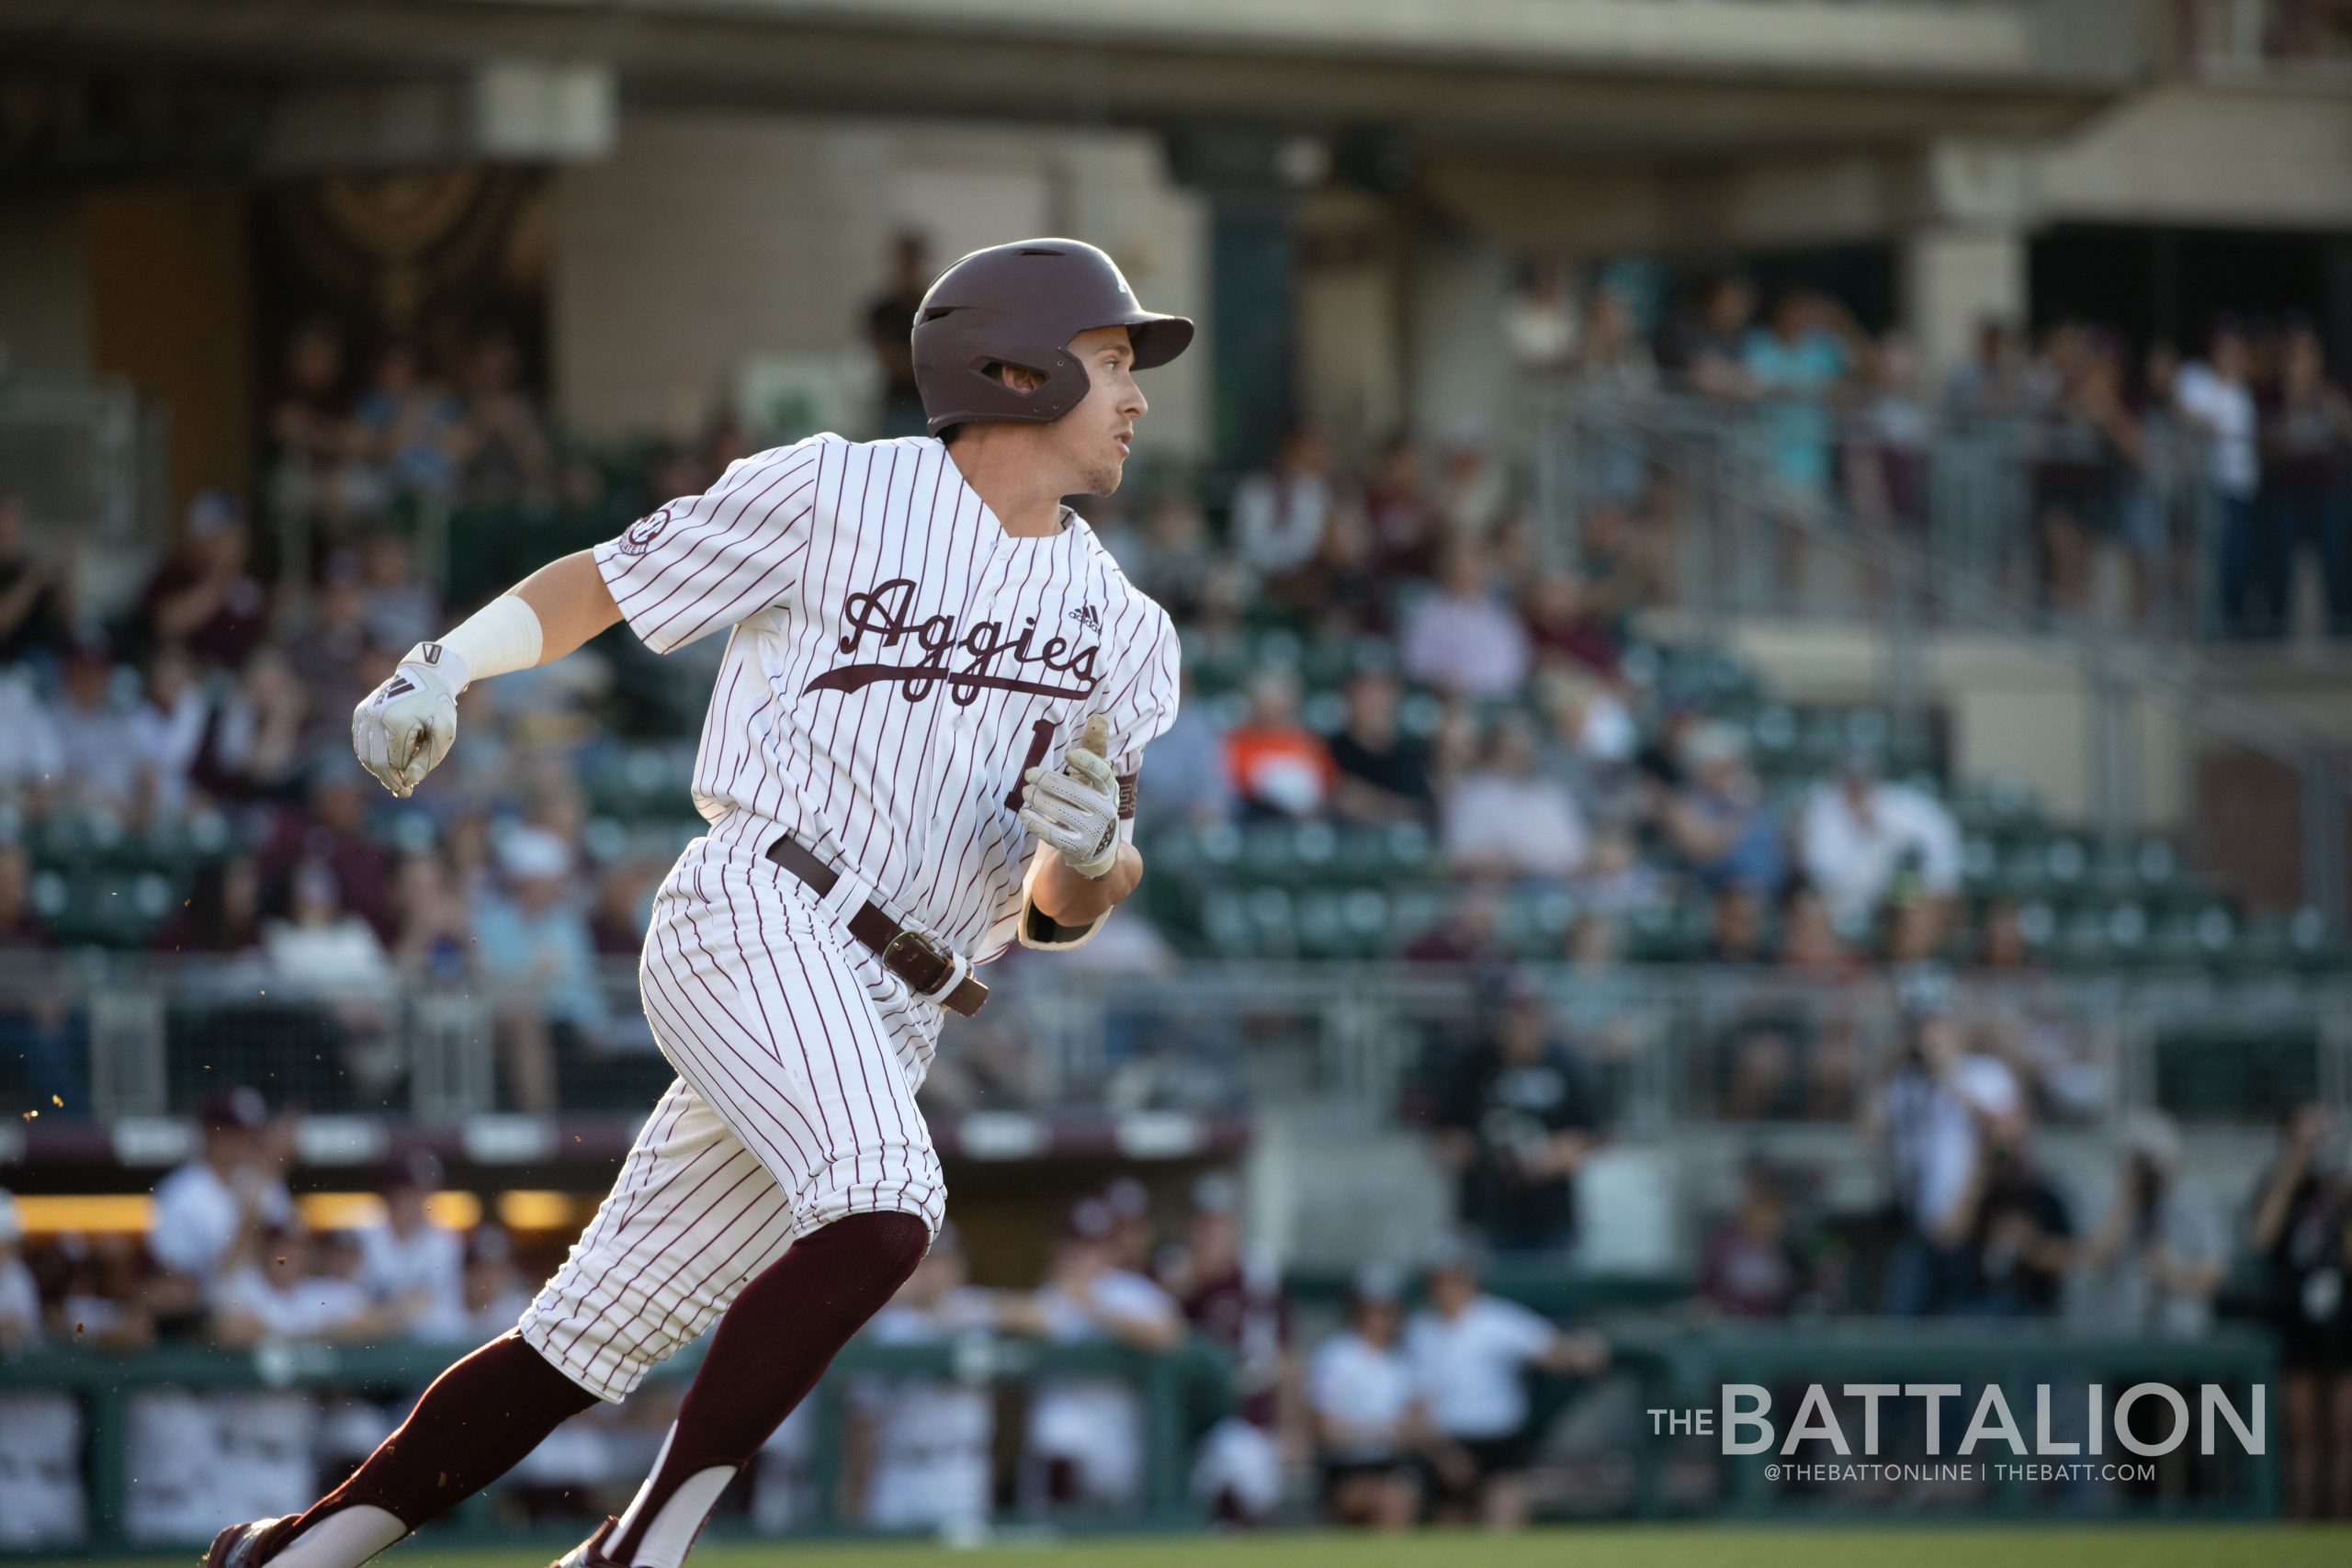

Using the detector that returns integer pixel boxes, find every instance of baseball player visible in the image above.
[207,238,1189,1568]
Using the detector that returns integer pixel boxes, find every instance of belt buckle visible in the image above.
[882,927,954,997]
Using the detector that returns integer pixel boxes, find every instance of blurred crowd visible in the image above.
[1512,264,2352,638]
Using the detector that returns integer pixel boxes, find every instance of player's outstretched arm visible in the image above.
[352,550,621,797]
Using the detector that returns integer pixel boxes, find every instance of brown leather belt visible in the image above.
[763,834,988,1017]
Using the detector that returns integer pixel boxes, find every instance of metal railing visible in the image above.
[7,954,2347,1132]
[0,1335,1235,1552]
[1532,381,2352,928]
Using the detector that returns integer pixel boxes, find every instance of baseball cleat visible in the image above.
[549,1517,628,1568]
[204,1519,284,1568]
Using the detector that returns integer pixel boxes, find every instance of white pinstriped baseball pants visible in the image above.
[518,834,947,1402]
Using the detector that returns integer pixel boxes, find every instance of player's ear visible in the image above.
[990,362,1047,396]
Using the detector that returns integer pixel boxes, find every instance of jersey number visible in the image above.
[1006,718,1057,810]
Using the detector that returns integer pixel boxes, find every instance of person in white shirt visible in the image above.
[1796,750,1961,931]
[1400,546,1532,702]
[0,1186,78,1548]
[355,1152,466,1341]
[149,1088,295,1294]
[1869,1001,2023,1315]
[1306,1267,1428,1531]
[848,1224,1002,1538]
[1442,715,1588,883]
[1014,1198,1185,1510]
[1403,1235,1607,1529]
[124,643,210,822]
[2173,321,2267,636]
[1230,426,1337,581]
[213,1224,398,1346]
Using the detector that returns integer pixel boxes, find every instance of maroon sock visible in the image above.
[608,1211,930,1563]
[257,1330,597,1557]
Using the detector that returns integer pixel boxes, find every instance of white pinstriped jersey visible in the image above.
[592,432,1180,964]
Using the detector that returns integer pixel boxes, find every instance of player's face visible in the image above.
[1053,325,1148,496]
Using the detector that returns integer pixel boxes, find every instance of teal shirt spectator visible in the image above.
[1743,326,1849,498]
[472,893,610,1034]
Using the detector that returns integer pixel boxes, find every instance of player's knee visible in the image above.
[806,1210,931,1297]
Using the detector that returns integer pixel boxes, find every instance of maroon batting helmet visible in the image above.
[910,238,1194,435]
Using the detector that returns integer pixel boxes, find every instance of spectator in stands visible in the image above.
[0,492,70,666]
[393,851,473,985]
[148,1088,295,1294]
[1871,1003,2021,1315]
[127,642,208,822]
[455,328,554,508]
[1131,491,1218,624]
[1776,880,1860,983]
[1438,442,1512,542]
[1142,666,1234,827]
[1329,669,1434,825]
[2248,1101,2352,1519]
[1363,434,1442,585]
[1744,288,1864,508]
[49,635,148,817]
[151,854,266,958]
[472,825,607,1113]
[1403,879,1510,970]
[458,1225,534,1341]
[193,647,312,805]
[2263,320,2352,637]
[356,532,439,654]
[1960,1124,2074,1317]
[1533,668,1638,793]
[865,232,933,437]
[1308,1266,1427,1531]
[2031,324,2145,613]
[1161,1175,1288,1526]
[1849,332,1933,534]
[1521,570,1621,681]
[1442,715,1587,882]
[2079,1111,2222,1339]
[586,856,659,959]
[0,669,62,817]
[1572,497,1665,657]
[266,319,365,531]
[356,1150,466,1341]
[1405,1233,1608,1529]
[1662,721,1783,897]
[1014,1197,1186,1511]
[1432,973,1604,1258]
[262,862,400,1094]
[1944,318,2033,420]
[1696,1161,1807,1318]
[258,769,399,942]
[0,841,47,951]
[1699,883,1770,967]
[1797,750,1962,931]
[1664,272,1758,400]
[140,492,268,670]
[1222,667,1336,820]
[2177,319,2269,637]
[1574,825,1664,919]
[0,1192,35,1353]
[356,340,467,503]
[212,1221,401,1345]
[1400,544,1531,701]
[1232,423,1338,583]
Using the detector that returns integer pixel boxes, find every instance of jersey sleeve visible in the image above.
[592,436,831,654]
[1016,596,1182,952]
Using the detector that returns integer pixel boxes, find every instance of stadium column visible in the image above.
[1900,138,2032,374]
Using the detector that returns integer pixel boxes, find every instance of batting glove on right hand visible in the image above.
[1020,719,1121,880]
[352,643,465,798]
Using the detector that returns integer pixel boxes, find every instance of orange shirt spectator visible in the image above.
[1222,670,1336,819]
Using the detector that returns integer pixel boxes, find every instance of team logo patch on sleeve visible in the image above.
[616,507,674,557]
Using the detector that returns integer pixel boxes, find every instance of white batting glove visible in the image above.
[1021,720,1120,879]
[351,642,467,798]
